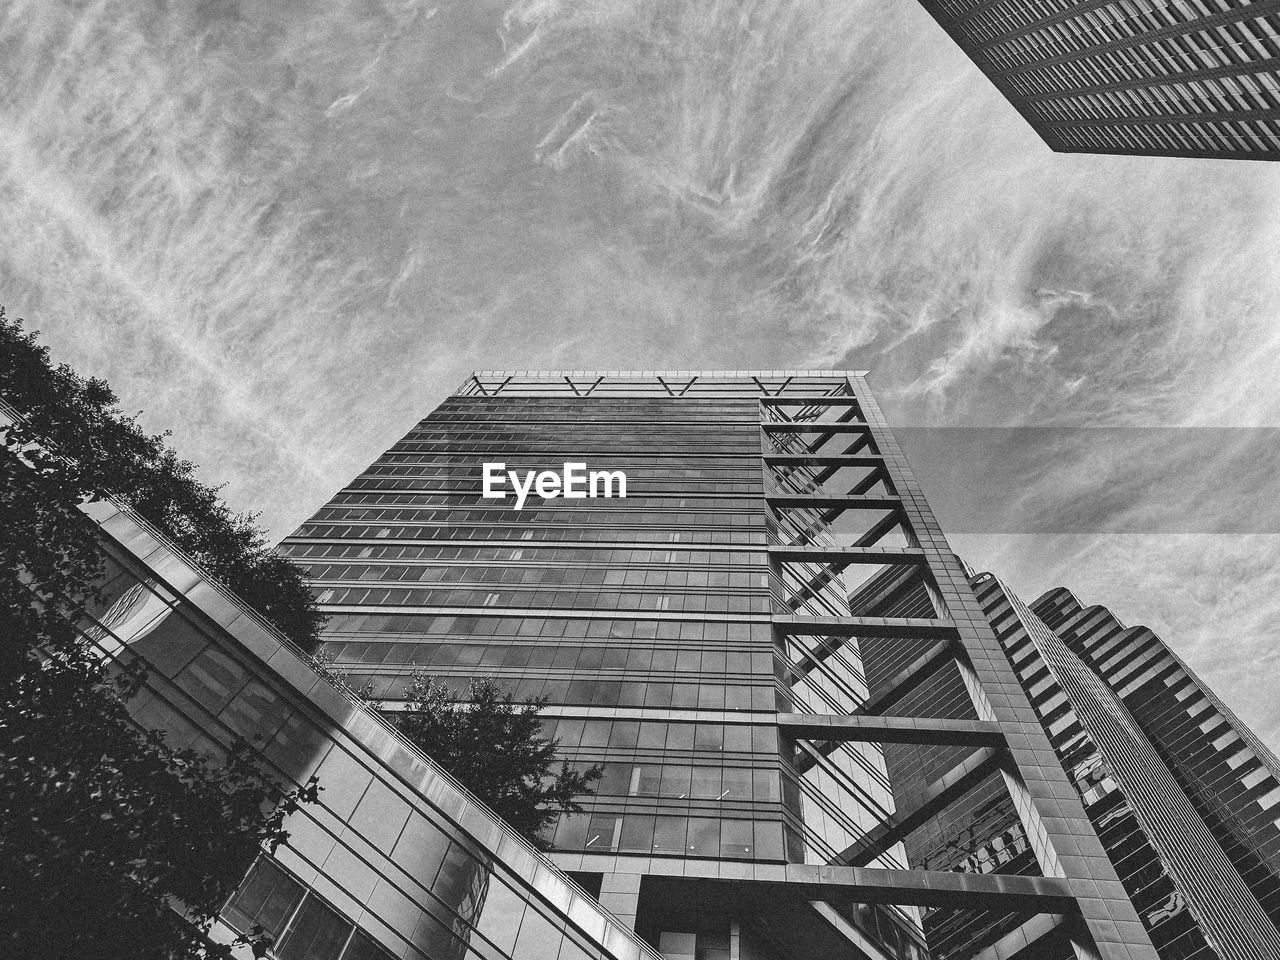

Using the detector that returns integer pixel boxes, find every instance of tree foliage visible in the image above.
[1,306,319,957]
[1,646,318,960]
[307,656,599,848]
[0,307,324,653]
[391,671,600,849]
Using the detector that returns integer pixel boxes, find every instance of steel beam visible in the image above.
[835,746,1004,866]
[777,713,1006,747]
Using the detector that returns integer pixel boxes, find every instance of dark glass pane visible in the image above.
[224,858,305,938]
[340,929,397,960]
[278,896,352,960]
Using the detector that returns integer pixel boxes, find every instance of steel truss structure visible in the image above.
[296,371,1159,960]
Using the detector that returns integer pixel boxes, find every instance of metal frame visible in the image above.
[761,373,1158,960]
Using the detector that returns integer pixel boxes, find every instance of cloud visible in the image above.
[957,533,1280,750]
[3,0,1280,747]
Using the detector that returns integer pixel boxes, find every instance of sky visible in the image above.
[3,1,1280,747]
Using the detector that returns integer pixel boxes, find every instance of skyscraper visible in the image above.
[1031,585,1280,940]
[915,0,1280,160]
[280,370,1158,960]
[854,565,1280,960]
[60,499,663,960]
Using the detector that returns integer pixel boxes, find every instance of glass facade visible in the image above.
[72,501,663,960]
[885,566,1280,960]
[917,0,1280,159]
[279,371,1158,960]
[1032,586,1280,944]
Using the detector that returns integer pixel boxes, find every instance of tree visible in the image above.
[0,413,107,681]
[1,307,319,957]
[0,308,324,654]
[1,646,318,960]
[391,671,600,848]
[308,652,600,849]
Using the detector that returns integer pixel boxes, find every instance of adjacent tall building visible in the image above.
[280,370,1159,960]
[916,0,1280,160]
[1029,585,1280,944]
[850,556,1280,960]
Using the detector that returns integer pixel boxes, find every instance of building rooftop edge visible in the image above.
[468,369,873,378]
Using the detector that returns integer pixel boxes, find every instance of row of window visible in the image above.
[346,477,764,496]
[319,613,773,642]
[388,441,758,456]
[314,584,773,615]
[361,461,764,479]
[434,398,766,412]
[1006,17,1280,102]
[540,716,776,755]
[224,859,398,960]
[325,638,775,676]
[362,670,778,712]
[303,561,769,590]
[311,504,766,526]
[398,428,761,443]
[1052,114,1280,155]
[975,0,1271,67]
[293,523,769,545]
[590,760,780,803]
[282,541,767,569]
[224,853,606,960]
[995,9,1280,87]
[552,811,785,861]
[1025,67,1280,125]
[376,452,763,469]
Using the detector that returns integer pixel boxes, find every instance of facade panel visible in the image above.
[917,0,1280,159]
[73,501,660,960]
[280,371,1157,960]
[943,569,1280,960]
[1033,587,1280,935]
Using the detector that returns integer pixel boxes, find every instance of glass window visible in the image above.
[223,858,305,939]
[753,769,779,802]
[721,768,751,800]
[722,725,752,753]
[597,762,631,796]
[278,896,351,960]
[720,820,754,860]
[554,814,588,851]
[512,906,564,957]
[694,725,723,751]
[637,722,666,749]
[410,911,464,958]
[754,821,784,861]
[635,765,662,797]
[619,815,656,853]
[471,878,527,955]
[178,645,249,714]
[691,767,722,799]
[660,765,692,798]
[686,818,720,858]
[665,724,694,750]
[341,929,397,960]
[579,720,610,747]
[652,817,687,855]
[584,813,620,851]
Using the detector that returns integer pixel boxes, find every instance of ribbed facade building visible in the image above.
[1031,586,1280,944]
[279,370,1158,960]
[854,566,1280,960]
[915,0,1280,160]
